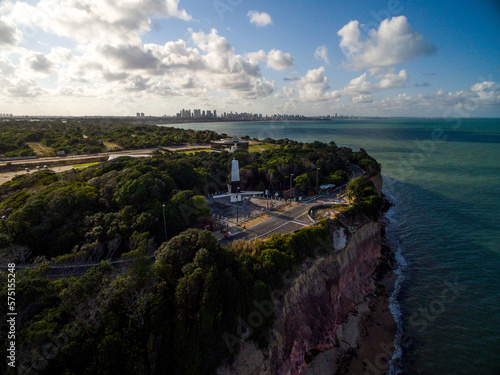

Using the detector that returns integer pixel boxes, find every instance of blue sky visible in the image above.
[0,0,499,116]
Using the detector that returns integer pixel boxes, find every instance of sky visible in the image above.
[0,0,499,117]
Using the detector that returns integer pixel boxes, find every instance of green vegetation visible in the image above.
[0,222,338,375]
[179,148,212,155]
[0,119,222,157]
[345,176,384,220]
[0,123,383,375]
[248,143,278,152]
[71,162,101,169]
[0,136,379,263]
[328,170,348,186]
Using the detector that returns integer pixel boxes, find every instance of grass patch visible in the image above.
[249,144,278,152]
[71,162,100,169]
[26,142,54,157]
[179,148,211,155]
[103,141,122,151]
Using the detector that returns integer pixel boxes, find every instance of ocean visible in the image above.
[165,118,500,375]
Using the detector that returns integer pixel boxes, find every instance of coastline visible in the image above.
[301,233,398,375]
[340,241,398,375]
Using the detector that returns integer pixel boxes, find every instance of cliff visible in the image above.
[370,172,383,195]
[217,201,383,374]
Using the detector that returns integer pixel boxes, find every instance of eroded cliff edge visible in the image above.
[217,175,388,375]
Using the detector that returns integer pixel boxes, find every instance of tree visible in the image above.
[345,176,377,203]
[328,170,347,186]
[154,229,218,282]
[294,173,311,192]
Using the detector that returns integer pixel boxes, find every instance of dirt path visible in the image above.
[0,166,74,185]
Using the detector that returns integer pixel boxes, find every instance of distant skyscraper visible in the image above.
[214,110,217,118]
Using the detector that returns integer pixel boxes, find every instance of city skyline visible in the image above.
[0,0,499,117]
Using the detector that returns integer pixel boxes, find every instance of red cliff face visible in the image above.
[370,173,383,195]
[217,174,384,375]
[268,219,382,375]
[217,217,383,375]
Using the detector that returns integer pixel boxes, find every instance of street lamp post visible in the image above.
[161,204,168,243]
[1,215,12,246]
[290,173,294,190]
[236,187,240,225]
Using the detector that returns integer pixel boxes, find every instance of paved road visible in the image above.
[0,144,211,167]
[218,164,364,245]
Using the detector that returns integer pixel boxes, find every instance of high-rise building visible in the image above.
[213,110,217,118]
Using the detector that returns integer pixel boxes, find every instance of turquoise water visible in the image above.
[164,119,500,374]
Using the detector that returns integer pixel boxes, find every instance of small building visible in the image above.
[210,138,249,152]
[319,184,336,192]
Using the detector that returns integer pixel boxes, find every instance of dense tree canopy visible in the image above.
[0,221,347,375]
[0,135,379,263]
[345,176,384,220]
[0,124,383,374]
[0,119,222,157]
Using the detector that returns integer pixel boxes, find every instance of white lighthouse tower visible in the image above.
[229,158,242,202]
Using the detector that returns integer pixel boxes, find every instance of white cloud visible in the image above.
[101,44,161,71]
[471,81,500,92]
[342,73,373,94]
[338,16,437,70]
[4,0,191,45]
[266,49,294,70]
[0,57,16,76]
[357,81,500,115]
[283,86,295,96]
[296,66,340,102]
[351,94,373,104]
[247,11,272,27]
[469,81,500,106]
[0,16,22,45]
[246,49,267,62]
[247,49,294,71]
[314,45,329,65]
[24,52,54,73]
[1,2,497,117]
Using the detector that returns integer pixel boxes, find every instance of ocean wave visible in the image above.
[388,242,408,375]
[383,195,409,375]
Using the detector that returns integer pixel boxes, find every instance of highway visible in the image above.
[0,144,211,167]
[218,164,364,245]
